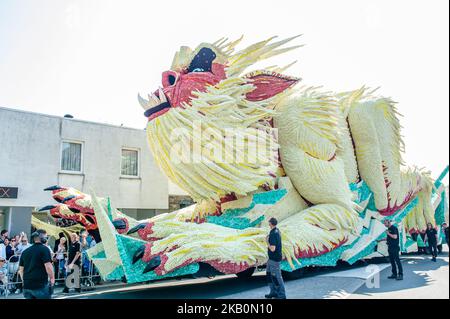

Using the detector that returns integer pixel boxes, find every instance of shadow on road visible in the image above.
[80,261,374,299]
[86,275,269,299]
[355,252,448,296]
[67,251,448,299]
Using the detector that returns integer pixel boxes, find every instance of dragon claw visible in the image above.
[132,245,146,264]
[112,219,128,230]
[127,223,147,235]
[38,205,56,212]
[143,256,161,274]
[61,195,76,203]
[44,185,63,191]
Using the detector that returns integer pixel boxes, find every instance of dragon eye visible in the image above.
[168,74,177,85]
[188,47,216,73]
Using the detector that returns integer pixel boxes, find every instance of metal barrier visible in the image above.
[79,252,101,290]
[0,264,8,297]
[1,254,23,298]
[53,251,102,290]
[54,252,68,286]
[1,249,103,298]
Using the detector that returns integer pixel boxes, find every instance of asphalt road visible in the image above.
[349,249,449,299]
[51,246,448,299]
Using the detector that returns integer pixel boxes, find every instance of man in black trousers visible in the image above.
[442,223,449,248]
[425,223,439,262]
[265,217,286,299]
[384,219,403,280]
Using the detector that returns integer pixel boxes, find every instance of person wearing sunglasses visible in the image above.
[16,233,32,257]
[18,229,55,299]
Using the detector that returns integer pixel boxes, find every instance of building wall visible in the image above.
[0,107,169,210]
[8,206,32,237]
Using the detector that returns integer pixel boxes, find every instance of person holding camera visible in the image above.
[16,232,31,256]
[18,229,55,299]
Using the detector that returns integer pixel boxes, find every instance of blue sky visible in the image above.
[0,0,448,178]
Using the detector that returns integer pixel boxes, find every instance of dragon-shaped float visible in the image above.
[39,36,449,283]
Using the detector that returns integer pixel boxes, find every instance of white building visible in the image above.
[0,106,190,236]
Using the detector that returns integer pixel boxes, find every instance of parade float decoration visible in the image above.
[39,186,102,243]
[31,215,84,240]
[40,36,449,283]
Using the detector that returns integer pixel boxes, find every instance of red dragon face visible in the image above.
[139,44,300,121]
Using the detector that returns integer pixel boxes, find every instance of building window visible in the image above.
[121,149,139,176]
[61,141,82,172]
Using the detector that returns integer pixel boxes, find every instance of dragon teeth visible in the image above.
[159,88,167,103]
[138,89,168,111]
[145,93,159,108]
[138,93,150,110]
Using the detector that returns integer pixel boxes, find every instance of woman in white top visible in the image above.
[56,237,67,278]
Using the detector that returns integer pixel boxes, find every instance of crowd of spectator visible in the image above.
[0,227,97,297]
[0,230,31,262]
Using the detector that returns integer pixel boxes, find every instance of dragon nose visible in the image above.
[161,70,179,88]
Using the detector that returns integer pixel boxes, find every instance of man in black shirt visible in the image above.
[18,229,55,299]
[425,223,438,262]
[442,223,449,248]
[265,217,286,299]
[384,219,403,280]
[63,233,82,293]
